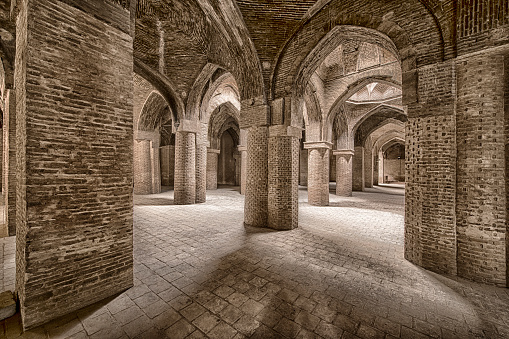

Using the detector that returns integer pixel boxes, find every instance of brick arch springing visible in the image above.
[137,90,172,132]
[208,102,240,150]
[351,104,405,139]
[354,114,407,148]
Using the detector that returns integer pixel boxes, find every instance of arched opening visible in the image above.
[381,141,405,184]
[217,128,239,187]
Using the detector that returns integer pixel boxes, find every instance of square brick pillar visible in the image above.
[299,148,308,186]
[15,0,133,329]
[195,122,208,203]
[151,141,161,194]
[3,90,16,236]
[174,123,197,205]
[134,139,153,194]
[456,52,507,286]
[160,145,170,186]
[364,147,373,188]
[334,150,354,197]
[268,126,300,230]
[206,148,220,190]
[373,152,379,186]
[238,129,247,195]
[352,146,364,191]
[304,141,332,206]
[244,126,268,227]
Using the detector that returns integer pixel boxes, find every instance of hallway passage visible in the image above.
[1,187,508,338]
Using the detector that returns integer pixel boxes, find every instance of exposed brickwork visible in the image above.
[363,146,373,188]
[3,90,15,236]
[306,145,331,206]
[174,130,196,205]
[352,146,364,191]
[268,130,299,230]
[15,0,133,329]
[206,149,219,190]
[405,115,457,275]
[244,126,268,227]
[299,148,308,186]
[334,151,353,196]
[160,145,174,186]
[150,143,161,194]
[133,140,153,195]
[195,122,207,203]
[456,52,506,285]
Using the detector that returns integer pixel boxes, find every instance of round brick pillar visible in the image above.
[174,130,196,205]
[364,147,373,188]
[305,141,332,206]
[206,148,220,190]
[134,139,152,195]
[334,150,354,197]
[352,146,364,191]
[244,126,268,227]
[195,123,208,203]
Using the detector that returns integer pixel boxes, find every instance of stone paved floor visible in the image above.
[1,186,509,338]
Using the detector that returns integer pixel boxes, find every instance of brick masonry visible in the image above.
[206,148,219,190]
[244,126,268,227]
[456,51,507,285]
[268,129,299,230]
[352,146,364,191]
[306,145,331,206]
[133,139,152,195]
[174,130,196,205]
[15,0,134,329]
[3,90,15,236]
[334,151,354,197]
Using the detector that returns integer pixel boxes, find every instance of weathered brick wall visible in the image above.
[16,0,133,329]
[244,126,268,227]
[352,146,364,191]
[268,131,299,230]
[456,52,506,285]
[160,145,170,186]
[174,130,196,205]
[307,146,330,206]
[505,55,509,286]
[363,146,373,187]
[150,143,161,194]
[329,153,336,183]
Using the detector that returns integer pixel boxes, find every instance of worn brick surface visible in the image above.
[456,52,507,285]
[15,0,133,329]
[306,146,330,206]
[174,131,196,205]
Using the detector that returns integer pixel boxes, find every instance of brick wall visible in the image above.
[456,52,506,285]
[4,90,15,236]
[206,149,219,190]
[299,148,308,186]
[16,0,133,329]
[195,122,207,203]
[335,152,353,196]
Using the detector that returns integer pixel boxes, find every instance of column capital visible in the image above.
[269,125,302,138]
[207,148,220,154]
[240,97,269,129]
[238,145,247,152]
[176,119,199,133]
[304,141,332,150]
[333,149,355,156]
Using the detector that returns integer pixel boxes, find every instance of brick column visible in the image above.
[134,139,152,194]
[352,146,364,191]
[3,90,15,236]
[378,149,384,184]
[268,126,300,230]
[334,150,354,196]
[299,148,308,186]
[305,141,332,206]
[364,147,373,188]
[15,0,133,329]
[373,151,379,186]
[151,141,161,194]
[160,145,170,186]
[174,128,196,205]
[206,148,220,190]
[456,52,507,285]
[195,122,207,203]
[238,129,247,195]
[244,126,268,227]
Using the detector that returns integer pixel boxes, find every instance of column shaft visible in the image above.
[134,140,152,194]
[306,142,331,206]
[206,149,219,190]
[335,151,353,197]
[174,130,196,205]
[195,123,207,203]
[352,146,364,191]
[244,126,268,227]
